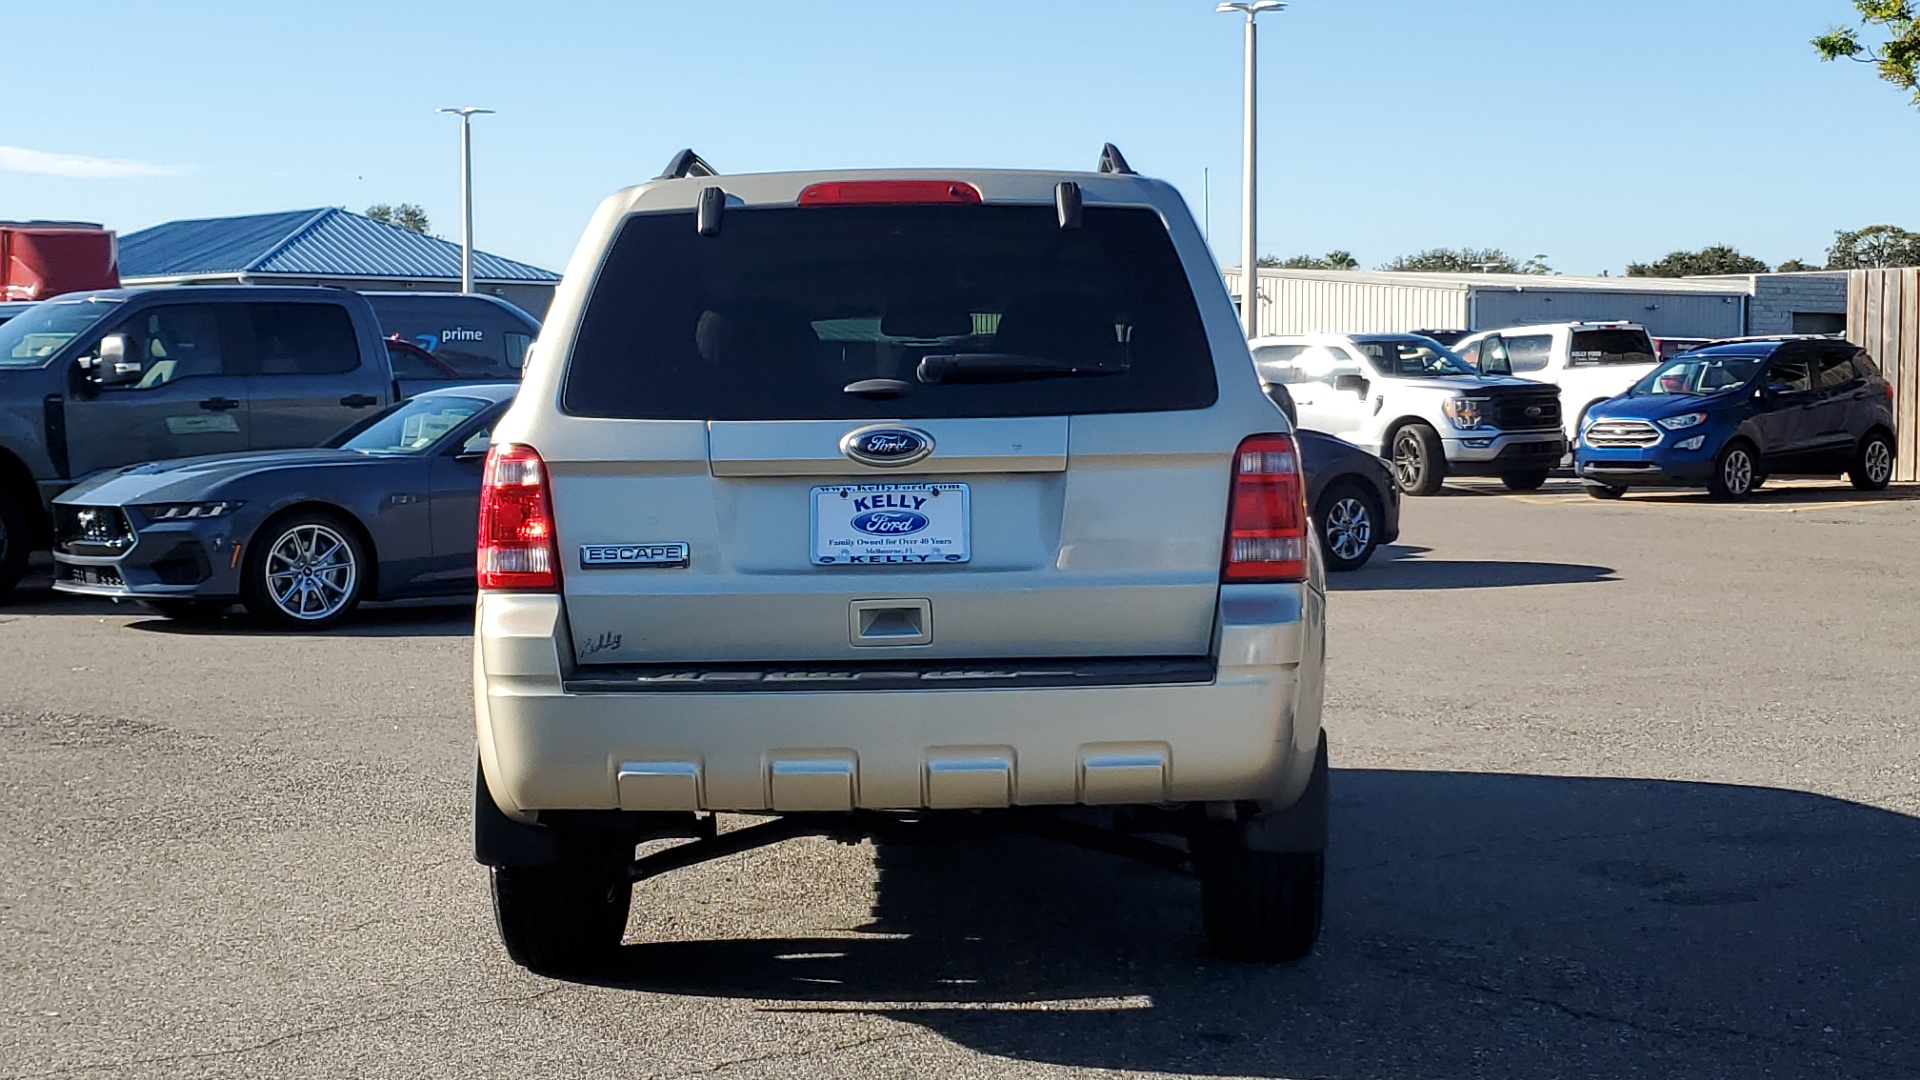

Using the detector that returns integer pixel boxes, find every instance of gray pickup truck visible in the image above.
[0,286,402,598]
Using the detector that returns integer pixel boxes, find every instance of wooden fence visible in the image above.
[1847,269,1920,483]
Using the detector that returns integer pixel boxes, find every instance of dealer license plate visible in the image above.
[812,483,970,565]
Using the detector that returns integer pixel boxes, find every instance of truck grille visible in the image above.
[1584,419,1661,448]
[54,505,134,554]
[1490,392,1561,430]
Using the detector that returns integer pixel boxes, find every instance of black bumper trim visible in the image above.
[563,656,1218,694]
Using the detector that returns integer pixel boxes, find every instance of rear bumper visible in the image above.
[475,582,1327,819]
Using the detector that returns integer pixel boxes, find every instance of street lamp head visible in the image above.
[437,106,495,118]
[1216,1,1285,13]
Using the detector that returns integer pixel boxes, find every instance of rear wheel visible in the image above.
[492,840,634,975]
[1194,823,1324,962]
[1708,441,1758,501]
[1851,431,1895,491]
[1314,482,1381,572]
[0,490,29,602]
[241,513,367,630]
[1584,483,1627,500]
[1389,424,1447,496]
[1500,470,1550,492]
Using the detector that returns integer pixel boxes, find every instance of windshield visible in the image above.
[1356,337,1478,377]
[0,297,122,368]
[562,204,1216,420]
[327,395,490,453]
[1631,355,1762,396]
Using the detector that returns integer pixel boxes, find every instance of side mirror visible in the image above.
[90,334,144,386]
[455,430,492,461]
[1333,373,1370,396]
[1263,382,1299,426]
[1479,335,1513,377]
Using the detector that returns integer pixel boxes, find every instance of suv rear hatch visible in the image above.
[548,193,1233,665]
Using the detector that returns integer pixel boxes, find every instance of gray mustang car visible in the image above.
[51,384,515,628]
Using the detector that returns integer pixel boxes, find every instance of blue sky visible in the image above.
[2,0,1913,276]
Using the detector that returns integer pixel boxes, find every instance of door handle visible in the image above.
[198,397,240,412]
[340,394,380,408]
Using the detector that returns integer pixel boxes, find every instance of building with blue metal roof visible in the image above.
[118,208,561,316]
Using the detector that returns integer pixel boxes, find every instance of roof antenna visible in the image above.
[1097,143,1135,175]
[657,149,718,180]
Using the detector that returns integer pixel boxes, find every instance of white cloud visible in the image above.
[0,145,182,179]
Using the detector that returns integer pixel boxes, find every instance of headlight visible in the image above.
[139,501,243,520]
[1442,396,1488,430]
[1656,412,1707,431]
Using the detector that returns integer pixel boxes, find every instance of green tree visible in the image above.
[1776,258,1821,272]
[1815,1,1920,106]
[1261,250,1359,270]
[1625,245,1771,277]
[366,203,431,234]
[1826,224,1920,267]
[1383,247,1549,274]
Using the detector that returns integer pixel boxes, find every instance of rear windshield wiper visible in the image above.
[916,353,1127,385]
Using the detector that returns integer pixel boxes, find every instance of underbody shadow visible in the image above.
[1332,545,1616,591]
[590,771,1920,1078]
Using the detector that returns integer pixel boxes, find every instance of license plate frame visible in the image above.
[811,483,970,566]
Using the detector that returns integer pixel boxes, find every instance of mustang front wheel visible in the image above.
[243,513,367,630]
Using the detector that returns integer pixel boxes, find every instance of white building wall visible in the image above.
[1222,268,1468,336]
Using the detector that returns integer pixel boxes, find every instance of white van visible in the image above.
[1453,322,1661,441]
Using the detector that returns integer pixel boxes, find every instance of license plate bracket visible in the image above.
[812,483,970,565]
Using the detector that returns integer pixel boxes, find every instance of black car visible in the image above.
[1265,382,1402,570]
[49,384,515,628]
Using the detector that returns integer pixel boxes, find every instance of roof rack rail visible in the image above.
[656,149,718,181]
[1097,143,1135,175]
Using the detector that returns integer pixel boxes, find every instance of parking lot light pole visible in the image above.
[1218,1,1284,338]
[437,107,494,294]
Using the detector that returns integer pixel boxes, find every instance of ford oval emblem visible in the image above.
[841,425,934,467]
[851,509,930,536]
[1525,405,1543,418]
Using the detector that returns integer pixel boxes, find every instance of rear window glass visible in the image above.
[1501,334,1553,372]
[563,205,1217,420]
[1570,329,1655,366]
[368,296,532,379]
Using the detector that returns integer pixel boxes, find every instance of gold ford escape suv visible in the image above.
[473,146,1330,973]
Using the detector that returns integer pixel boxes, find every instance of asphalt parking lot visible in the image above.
[4,478,1919,1080]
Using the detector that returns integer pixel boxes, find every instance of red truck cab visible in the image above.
[1,222,119,301]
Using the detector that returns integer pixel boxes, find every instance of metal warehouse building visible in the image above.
[1220,267,1849,340]
[119,208,561,317]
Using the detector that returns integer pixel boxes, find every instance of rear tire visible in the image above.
[1314,482,1381,572]
[0,490,29,602]
[1851,431,1895,491]
[1584,483,1627,500]
[1708,441,1758,501]
[491,846,634,976]
[1389,424,1447,496]
[1500,470,1550,492]
[1194,824,1324,962]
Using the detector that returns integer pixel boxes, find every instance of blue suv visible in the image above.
[1575,337,1896,501]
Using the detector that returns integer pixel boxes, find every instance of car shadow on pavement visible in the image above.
[1331,545,1616,591]
[118,601,474,638]
[593,771,1920,1078]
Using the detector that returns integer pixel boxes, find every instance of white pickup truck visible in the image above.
[1250,333,1565,494]
[1452,322,1662,443]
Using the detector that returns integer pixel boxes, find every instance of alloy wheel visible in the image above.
[1866,439,1893,485]
[1723,448,1753,496]
[1392,432,1423,489]
[1323,497,1373,561]
[264,523,358,621]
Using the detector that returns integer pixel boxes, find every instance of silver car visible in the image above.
[473,147,1330,972]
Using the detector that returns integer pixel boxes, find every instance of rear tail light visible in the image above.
[1222,433,1309,584]
[797,180,983,206]
[1887,383,1896,404]
[478,444,560,590]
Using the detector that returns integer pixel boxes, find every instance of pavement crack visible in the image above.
[6,987,563,1078]
[657,1027,915,1079]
